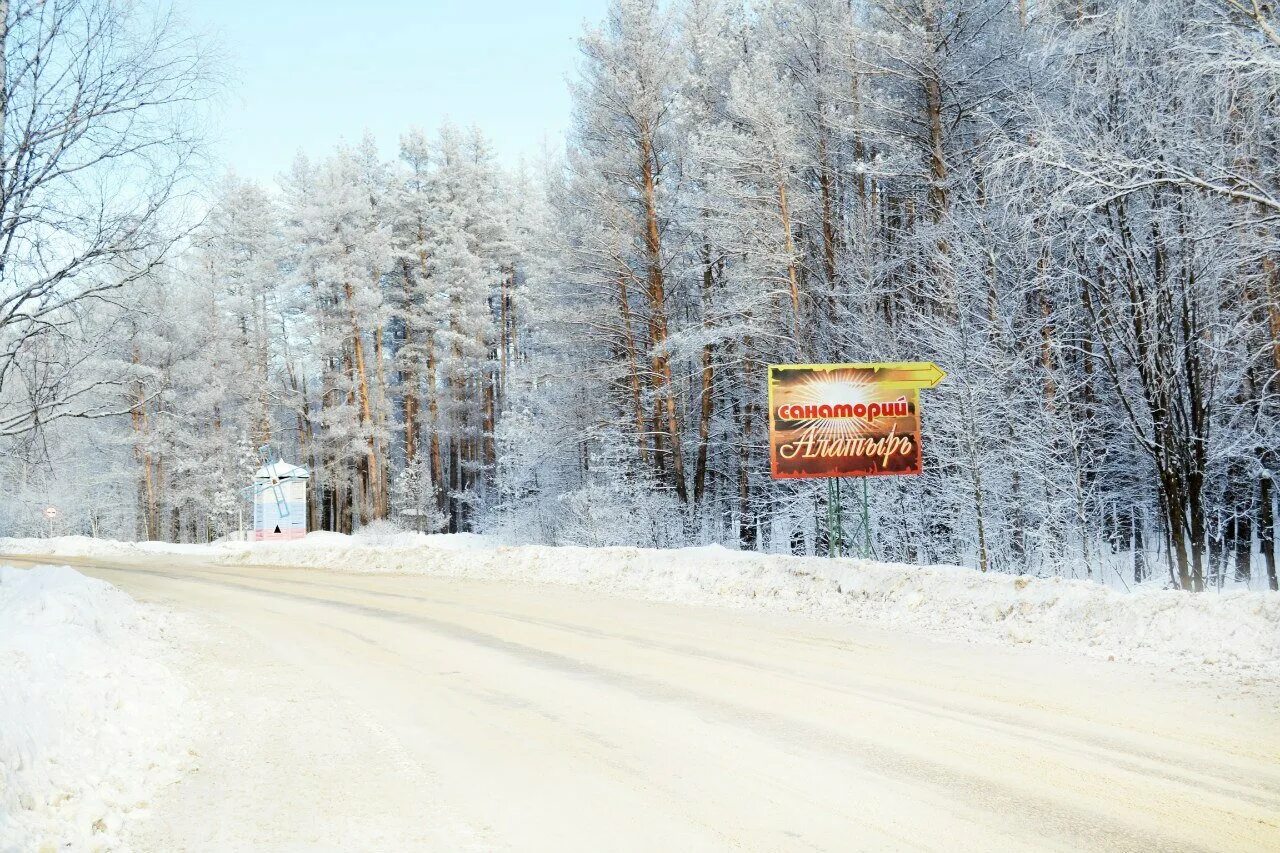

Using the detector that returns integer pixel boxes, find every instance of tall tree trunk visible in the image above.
[850,73,868,211]
[922,1,948,222]
[500,264,513,402]
[0,2,8,127]
[155,451,167,542]
[448,435,460,533]
[409,245,443,529]
[639,129,688,503]
[693,246,716,504]
[777,178,803,333]
[373,321,389,519]
[816,129,838,292]
[298,406,318,532]
[735,395,754,550]
[426,343,444,527]
[402,358,419,469]
[616,274,650,466]
[693,343,714,506]
[1224,459,1251,583]
[344,281,379,525]
[253,289,271,446]
[483,368,497,472]
[736,342,759,549]
[1262,255,1280,373]
[1162,470,1194,591]
[1133,513,1147,584]
[130,345,157,540]
[1261,474,1278,591]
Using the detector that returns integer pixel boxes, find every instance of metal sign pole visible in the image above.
[835,478,844,557]
[832,478,874,560]
[827,477,844,559]
[825,479,832,557]
[860,476,873,559]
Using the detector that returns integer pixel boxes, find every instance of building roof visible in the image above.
[253,460,310,481]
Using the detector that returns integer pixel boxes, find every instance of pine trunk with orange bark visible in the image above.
[344,280,381,525]
[400,267,421,467]
[777,179,803,329]
[639,129,688,503]
[693,245,717,505]
[616,272,650,465]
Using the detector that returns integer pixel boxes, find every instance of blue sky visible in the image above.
[180,0,605,182]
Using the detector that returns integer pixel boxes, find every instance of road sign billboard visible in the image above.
[767,362,945,480]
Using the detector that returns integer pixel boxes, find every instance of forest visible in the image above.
[0,0,1277,592]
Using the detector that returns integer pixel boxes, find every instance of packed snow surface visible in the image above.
[0,564,188,852]
[3,533,1278,681]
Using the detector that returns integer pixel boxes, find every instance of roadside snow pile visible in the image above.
[0,536,196,564]
[0,531,492,568]
[236,539,1280,679]
[3,534,1278,679]
[0,564,189,852]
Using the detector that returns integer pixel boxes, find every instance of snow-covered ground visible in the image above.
[3,532,1277,683]
[0,564,190,852]
[1,536,1277,851]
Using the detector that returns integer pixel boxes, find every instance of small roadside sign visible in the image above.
[42,506,59,519]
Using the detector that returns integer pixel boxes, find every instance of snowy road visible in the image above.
[5,552,1278,852]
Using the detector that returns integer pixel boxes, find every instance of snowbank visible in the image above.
[0,564,189,852]
[237,539,1276,680]
[3,534,1279,682]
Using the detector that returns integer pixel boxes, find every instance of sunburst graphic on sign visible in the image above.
[787,370,876,441]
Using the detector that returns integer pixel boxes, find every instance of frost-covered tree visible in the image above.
[9,0,1278,594]
[0,0,213,438]
[501,0,1279,589]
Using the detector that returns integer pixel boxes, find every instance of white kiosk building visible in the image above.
[252,459,309,541]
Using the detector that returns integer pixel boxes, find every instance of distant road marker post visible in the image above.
[42,505,60,538]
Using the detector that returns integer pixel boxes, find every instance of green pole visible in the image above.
[834,478,843,558]
[826,478,833,558]
[827,477,844,558]
[861,476,872,559]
